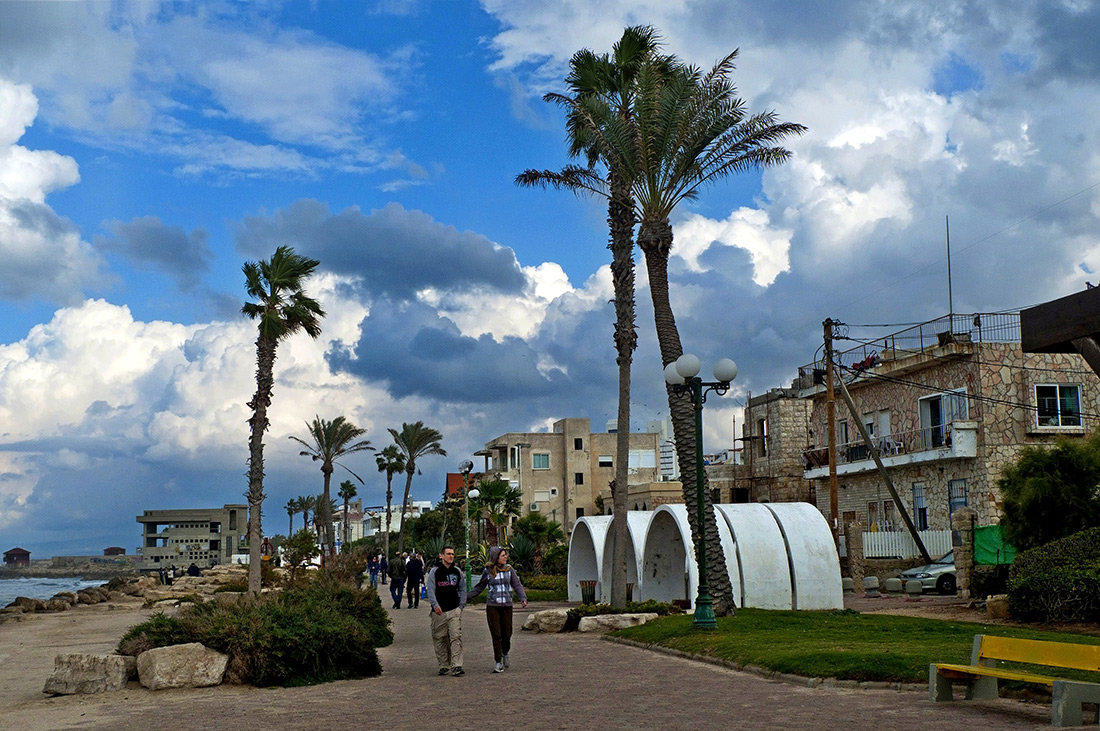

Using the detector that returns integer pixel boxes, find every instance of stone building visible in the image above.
[477,417,661,534]
[136,504,247,568]
[796,313,1099,531]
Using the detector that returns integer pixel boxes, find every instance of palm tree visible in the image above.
[519,25,668,609]
[338,479,358,546]
[288,415,374,560]
[471,478,523,546]
[514,513,566,574]
[285,498,297,537]
[388,421,447,556]
[297,494,316,532]
[242,245,325,594]
[375,445,406,559]
[629,51,805,615]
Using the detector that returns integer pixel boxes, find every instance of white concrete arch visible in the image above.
[597,510,656,603]
[764,502,843,610]
[567,516,611,602]
[716,503,792,610]
[639,504,737,609]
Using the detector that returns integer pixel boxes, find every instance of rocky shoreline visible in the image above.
[0,565,142,581]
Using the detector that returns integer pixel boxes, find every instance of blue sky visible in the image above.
[2,0,1099,556]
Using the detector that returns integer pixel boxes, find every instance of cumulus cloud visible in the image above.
[95,216,213,290]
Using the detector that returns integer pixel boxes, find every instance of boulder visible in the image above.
[9,596,45,612]
[43,653,136,695]
[577,613,659,633]
[523,609,569,633]
[43,598,72,612]
[136,643,228,690]
[52,591,79,605]
[987,594,1010,619]
[76,590,100,605]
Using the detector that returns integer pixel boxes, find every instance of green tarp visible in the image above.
[974,524,1016,565]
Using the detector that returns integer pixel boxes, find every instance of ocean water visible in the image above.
[0,577,106,607]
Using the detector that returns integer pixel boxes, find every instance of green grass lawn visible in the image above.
[611,609,1100,684]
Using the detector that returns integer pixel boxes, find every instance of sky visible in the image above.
[1,0,1099,556]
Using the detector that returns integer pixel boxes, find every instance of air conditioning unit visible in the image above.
[529,502,540,511]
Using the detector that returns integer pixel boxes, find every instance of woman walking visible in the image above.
[467,546,527,673]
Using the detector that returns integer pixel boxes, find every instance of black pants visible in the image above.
[406,580,420,607]
[485,606,514,662]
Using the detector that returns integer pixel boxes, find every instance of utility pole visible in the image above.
[824,319,839,547]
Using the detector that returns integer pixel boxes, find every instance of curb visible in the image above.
[602,635,925,693]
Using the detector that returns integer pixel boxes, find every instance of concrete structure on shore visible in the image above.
[136,504,247,568]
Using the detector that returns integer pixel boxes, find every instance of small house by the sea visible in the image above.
[3,547,30,567]
[103,547,126,556]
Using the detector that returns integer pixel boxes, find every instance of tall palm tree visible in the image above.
[242,245,325,594]
[514,512,566,574]
[471,478,523,546]
[288,415,374,560]
[338,479,358,547]
[629,51,805,615]
[285,498,297,537]
[518,25,668,609]
[375,445,406,559]
[388,421,447,556]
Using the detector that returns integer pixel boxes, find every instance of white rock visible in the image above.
[136,643,228,690]
[577,613,659,632]
[523,609,569,633]
[43,653,136,695]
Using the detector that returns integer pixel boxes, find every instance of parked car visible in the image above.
[898,551,956,594]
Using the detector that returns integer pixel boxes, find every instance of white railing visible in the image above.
[861,529,951,559]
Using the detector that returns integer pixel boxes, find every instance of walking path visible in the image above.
[1,597,1056,730]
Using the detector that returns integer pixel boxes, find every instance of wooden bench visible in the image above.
[931,634,1100,727]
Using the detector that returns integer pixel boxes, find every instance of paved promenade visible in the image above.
[3,598,1058,730]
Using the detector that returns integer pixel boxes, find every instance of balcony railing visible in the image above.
[803,421,977,477]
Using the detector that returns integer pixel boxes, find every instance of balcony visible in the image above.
[803,421,977,479]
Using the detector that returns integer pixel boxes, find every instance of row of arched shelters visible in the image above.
[567,502,843,610]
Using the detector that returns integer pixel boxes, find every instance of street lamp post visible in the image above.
[459,460,480,591]
[664,353,738,630]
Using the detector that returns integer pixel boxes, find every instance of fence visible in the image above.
[861,529,951,559]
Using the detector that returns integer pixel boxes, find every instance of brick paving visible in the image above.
[3,597,1061,730]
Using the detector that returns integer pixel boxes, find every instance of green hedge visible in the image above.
[119,573,393,686]
[1008,527,1100,622]
[524,574,566,592]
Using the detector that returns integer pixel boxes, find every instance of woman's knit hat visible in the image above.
[489,545,503,565]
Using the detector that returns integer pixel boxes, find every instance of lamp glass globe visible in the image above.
[675,353,701,379]
[664,362,685,385]
[468,489,480,500]
[713,358,738,382]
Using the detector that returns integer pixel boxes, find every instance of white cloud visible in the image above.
[675,208,793,286]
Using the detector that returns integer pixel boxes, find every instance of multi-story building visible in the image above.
[792,313,1099,531]
[477,417,661,533]
[136,504,247,567]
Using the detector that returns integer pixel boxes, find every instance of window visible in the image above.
[576,507,585,519]
[1036,384,1081,427]
[598,455,613,468]
[532,453,550,470]
[948,479,968,515]
[919,390,968,448]
[912,482,928,531]
[574,472,584,485]
[756,419,768,457]
[882,499,896,531]
[837,419,849,446]
[574,438,584,450]
[867,502,879,530]
[628,450,657,469]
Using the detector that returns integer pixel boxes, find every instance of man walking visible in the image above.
[388,552,406,609]
[425,545,466,676]
[406,551,425,609]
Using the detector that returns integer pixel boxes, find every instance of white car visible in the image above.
[898,551,956,594]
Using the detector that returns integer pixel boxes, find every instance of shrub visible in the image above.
[525,574,567,593]
[564,600,682,630]
[1008,527,1100,622]
[541,544,568,575]
[214,581,249,594]
[970,565,1010,599]
[119,571,393,686]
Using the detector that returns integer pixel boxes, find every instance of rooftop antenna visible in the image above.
[946,215,954,323]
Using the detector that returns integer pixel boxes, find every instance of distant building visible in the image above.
[3,547,30,567]
[362,501,432,539]
[136,504,247,568]
[103,546,126,556]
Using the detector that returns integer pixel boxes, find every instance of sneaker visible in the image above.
[451,666,465,676]
[438,667,449,676]
[502,653,509,668]
[493,662,504,673]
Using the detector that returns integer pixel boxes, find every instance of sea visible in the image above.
[0,576,107,607]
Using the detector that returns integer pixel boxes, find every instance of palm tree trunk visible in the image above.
[608,177,637,609]
[639,220,736,616]
[245,334,277,595]
[397,468,414,555]
[321,470,333,564]
[384,476,393,558]
[343,499,350,547]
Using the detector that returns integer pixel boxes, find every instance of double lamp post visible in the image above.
[664,352,738,630]
[458,460,480,592]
